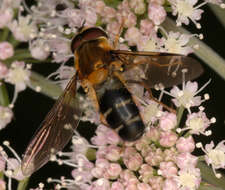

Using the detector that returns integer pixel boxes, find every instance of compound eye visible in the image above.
[71,34,83,53]
[71,27,108,53]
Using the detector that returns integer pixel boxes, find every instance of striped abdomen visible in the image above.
[99,88,145,141]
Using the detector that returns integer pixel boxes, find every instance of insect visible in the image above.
[21,27,203,176]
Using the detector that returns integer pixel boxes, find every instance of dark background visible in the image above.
[0,5,225,189]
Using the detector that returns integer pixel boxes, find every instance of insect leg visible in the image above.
[129,80,176,114]
[81,79,108,126]
[113,19,125,49]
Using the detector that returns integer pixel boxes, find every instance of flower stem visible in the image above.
[162,18,225,80]
[176,106,185,128]
[29,72,63,99]
[199,184,224,190]
[0,171,3,179]
[0,28,9,41]
[8,34,20,48]
[208,4,225,29]
[197,161,225,189]
[0,82,10,106]
[4,49,33,66]
[86,148,96,161]
[17,177,29,190]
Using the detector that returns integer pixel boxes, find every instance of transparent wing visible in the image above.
[111,50,203,88]
[22,74,81,176]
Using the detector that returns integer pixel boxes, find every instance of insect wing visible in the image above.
[111,50,203,88]
[22,74,81,176]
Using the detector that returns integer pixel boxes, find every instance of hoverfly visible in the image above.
[22,27,203,176]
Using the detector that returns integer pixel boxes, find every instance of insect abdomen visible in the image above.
[99,88,145,141]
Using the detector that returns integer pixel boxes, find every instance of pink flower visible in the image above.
[159,112,177,131]
[0,106,13,129]
[176,168,201,190]
[29,39,50,60]
[111,182,124,190]
[64,8,84,28]
[5,61,30,105]
[139,164,153,183]
[159,131,178,147]
[170,81,203,110]
[176,152,198,169]
[124,27,141,46]
[106,21,121,38]
[204,140,225,170]
[140,19,154,36]
[94,0,106,15]
[0,179,6,190]
[160,31,193,55]
[124,147,138,158]
[164,148,178,162]
[145,148,163,166]
[105,145,121,161]
[145,127,160,142]
[159,161,178,178]
[91,178,110,190]
[148,3,166,25]
[71,169,93,183]
[163,179,178,190]
[105,130,121,145]
[92,167,104,178]
[92,159,109,178]
[149,176,164,190]
[126,184,137,190]
[91,125,110,146]
[106,163,122,179]
[0,42,14,60]
[0,8,13,28]
[124,153,143,171]
[137,183,152,190]
[84,8,97,27]
[0,155,6,171]
[120,169,138,186]
[185,111,211,135]
[8,15,37,41]
[102,6,117,23]
[6,158,25,180]
[169,0,204,28]
[0,62,8,79]
[95,158,110,170]
[176,136,195,153]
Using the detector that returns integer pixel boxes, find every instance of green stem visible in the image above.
[197,161,225,189]
[86,148,96,161]
[4,49,32,66]
[208,4,225,30]
[176,106,185,128]
[29,72,63,99]
[12,49,32,59]
[198,184,224,190]
[0,82,10,106]
[0,171,3,179]
[8,34,20,48]
[162,18,225,80]
[22,58,53,64]
[0,27,9,41]
[17,177,29,190]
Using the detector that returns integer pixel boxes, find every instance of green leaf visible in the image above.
[197,161,225,189]
[0,83,10,106]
